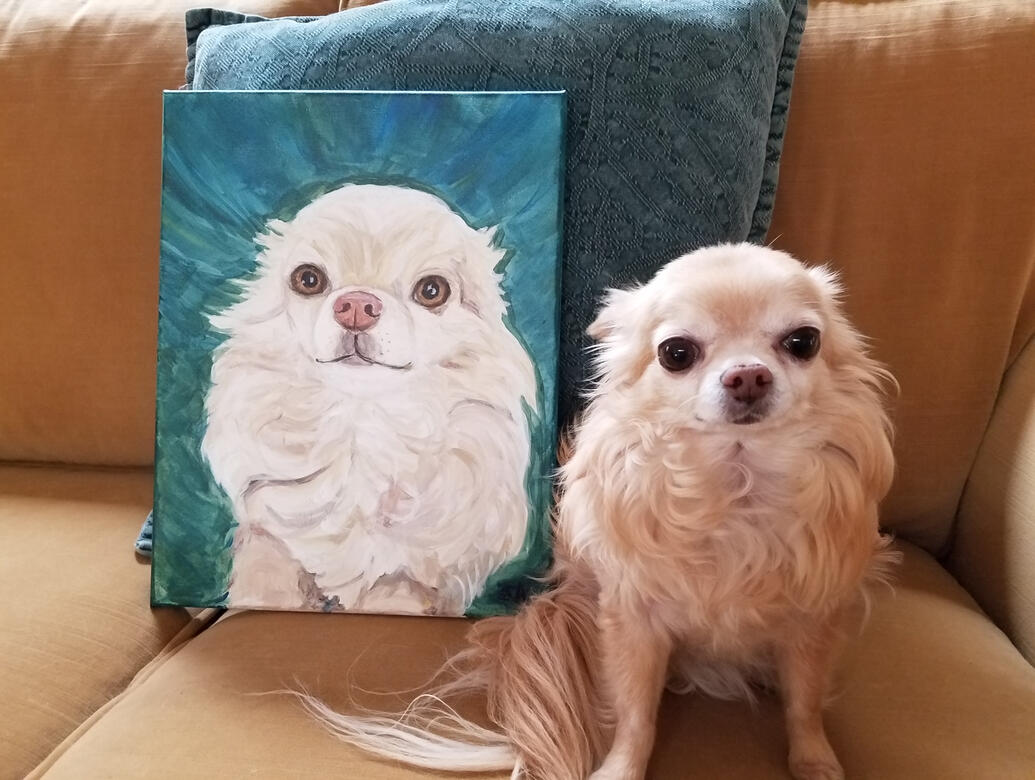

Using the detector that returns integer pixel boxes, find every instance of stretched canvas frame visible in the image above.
[152,90,565,617]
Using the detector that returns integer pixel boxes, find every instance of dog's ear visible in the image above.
[587,288,637,340]
[806,264,844,300]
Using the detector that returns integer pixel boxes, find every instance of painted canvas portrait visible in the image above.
[152,91,565,617]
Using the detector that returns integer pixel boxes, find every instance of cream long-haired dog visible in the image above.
[305,243,896,779]
[201,184,537,616]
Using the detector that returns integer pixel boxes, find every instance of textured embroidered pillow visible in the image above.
[185,0,806,422]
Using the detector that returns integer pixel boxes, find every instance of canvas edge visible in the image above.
[150,89,568,616]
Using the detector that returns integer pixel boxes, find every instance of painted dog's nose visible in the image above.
[333,291,383,332]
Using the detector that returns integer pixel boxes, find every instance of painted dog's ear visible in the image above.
[471,225,508,274]
[477,225,501,251]
[254,220,289,253]
[587,287,637,340]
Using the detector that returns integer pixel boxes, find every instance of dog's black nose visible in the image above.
[334,291,382,332]
[721,364,773,404]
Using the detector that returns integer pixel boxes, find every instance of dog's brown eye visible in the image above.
[781,326,821,361]
[289,264,328,296]
[413,275,451,309]
[658,337,700,373]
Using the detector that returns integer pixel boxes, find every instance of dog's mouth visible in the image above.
[695,409,771,427]
[731,412,765,425]
[726,402,771,426]
[316,351,412,371]
[315,332,412,370]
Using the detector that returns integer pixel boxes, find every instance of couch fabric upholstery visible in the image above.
[31,544,1035,779]
[2,0,1034,777]
[0,467,194,778]
[952,333,1035,663]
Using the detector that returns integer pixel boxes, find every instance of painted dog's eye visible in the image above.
[781,326,821,361]
[413,275,451,309]
[289,264,328,296]
[658,337,700,373]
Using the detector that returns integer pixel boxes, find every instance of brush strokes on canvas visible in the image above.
[151,91,564,615]
[202,184,536,614]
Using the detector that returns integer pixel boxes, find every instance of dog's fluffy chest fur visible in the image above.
[648,441,834,627]
[249,391,468,604]
[246,378,452,526]
[564,416,881,654]
[203,345,532,611]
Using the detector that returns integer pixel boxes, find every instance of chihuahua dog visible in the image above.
[306,243,896,779]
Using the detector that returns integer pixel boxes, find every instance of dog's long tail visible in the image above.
[302,563,607,780]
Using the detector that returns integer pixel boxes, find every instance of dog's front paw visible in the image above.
[788,757,845,780]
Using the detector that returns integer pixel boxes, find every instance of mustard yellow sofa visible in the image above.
[2,1,1034,778]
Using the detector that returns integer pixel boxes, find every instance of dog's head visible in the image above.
[588,244,883,432]
[212,184,518,394]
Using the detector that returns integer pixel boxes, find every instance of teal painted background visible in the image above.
[152,91,564,616]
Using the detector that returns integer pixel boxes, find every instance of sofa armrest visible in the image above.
[950,336,1035,664]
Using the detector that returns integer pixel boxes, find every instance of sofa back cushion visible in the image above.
[3,0,1034,562]
[0,0,340,467]
[768,0,1035,552]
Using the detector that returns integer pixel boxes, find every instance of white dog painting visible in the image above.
[200,184,539,616]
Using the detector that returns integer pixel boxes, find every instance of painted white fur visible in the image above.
[201,184,537,615]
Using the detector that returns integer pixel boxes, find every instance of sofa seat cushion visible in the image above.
[0,466,193,779]
[32,542,1035,779]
